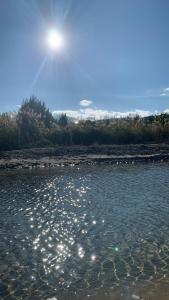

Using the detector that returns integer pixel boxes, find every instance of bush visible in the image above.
[1,96,169,150]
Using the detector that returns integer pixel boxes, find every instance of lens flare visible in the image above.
[47,29,64,51]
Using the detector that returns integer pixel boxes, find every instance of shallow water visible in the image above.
[1,164,169,299]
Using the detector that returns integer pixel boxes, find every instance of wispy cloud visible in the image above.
[160,86,169,96]
[164,109,169,113]
[80,99,93,107]
[53,108,156,121]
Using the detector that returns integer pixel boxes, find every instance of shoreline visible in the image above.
[1,144,169,169]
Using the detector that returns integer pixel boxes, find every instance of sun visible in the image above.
[47,29,64,51]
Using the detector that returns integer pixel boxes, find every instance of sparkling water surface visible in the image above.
[1,164,169,299]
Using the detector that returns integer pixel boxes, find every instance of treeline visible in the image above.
[1,96,169,151]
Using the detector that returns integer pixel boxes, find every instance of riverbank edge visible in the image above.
[1,144,169,169]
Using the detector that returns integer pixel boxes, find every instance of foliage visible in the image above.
[58,113,68,127]
[17,96,56,145]
[0,113,19,150]
[1,96,169,151]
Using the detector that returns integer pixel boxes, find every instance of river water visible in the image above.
[1,164,169,299]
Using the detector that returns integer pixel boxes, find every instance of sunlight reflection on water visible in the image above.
[1,164,169,299]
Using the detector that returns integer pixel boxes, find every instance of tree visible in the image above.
[17,96,55,145]
[58,113,68,127]
[19,96,55,128]
[0,113,19,150]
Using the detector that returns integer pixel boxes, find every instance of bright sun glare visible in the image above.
[47,29,64,51]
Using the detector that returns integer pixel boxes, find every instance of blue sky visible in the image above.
[1,0,169,117]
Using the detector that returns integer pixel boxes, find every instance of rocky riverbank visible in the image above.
[1,144,169,169]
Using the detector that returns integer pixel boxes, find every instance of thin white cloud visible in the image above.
[80,99,93,107]
[160,86,169,96]
[52,108,156,121]
[163,109,169,114]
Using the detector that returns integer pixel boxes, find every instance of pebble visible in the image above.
[132,294,143,300]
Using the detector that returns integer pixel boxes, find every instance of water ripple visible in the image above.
[1,164,169,299]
